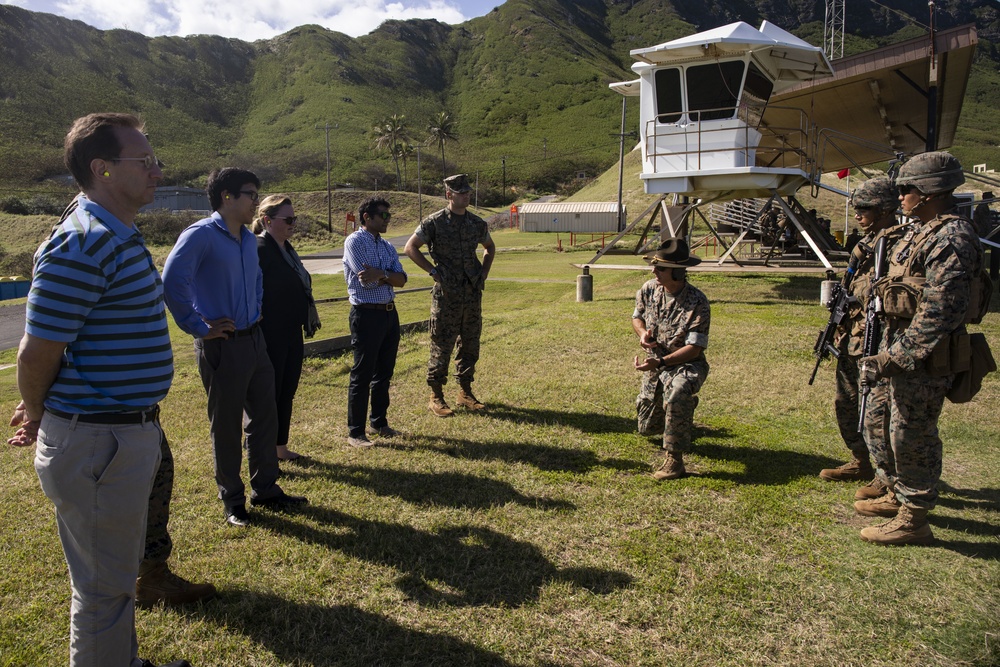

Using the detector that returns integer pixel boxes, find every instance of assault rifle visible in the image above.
[857,234,889,432]
[808,245,867,385]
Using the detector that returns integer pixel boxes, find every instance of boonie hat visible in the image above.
[444,174,472,193]
[643,238,702,268]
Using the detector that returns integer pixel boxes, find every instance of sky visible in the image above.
[2,0,504,40]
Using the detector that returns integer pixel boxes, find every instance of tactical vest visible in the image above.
[837,223,908,355]
[875,213,991,325]
[873,212,993,381]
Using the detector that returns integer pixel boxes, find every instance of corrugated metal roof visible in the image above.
[519,202,620,214]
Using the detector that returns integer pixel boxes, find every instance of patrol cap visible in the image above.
[443,174,472,193]
[850,176,897,211]
[643,238,701,268]
[896,151,965,195]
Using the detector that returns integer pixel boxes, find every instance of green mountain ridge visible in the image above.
[0,0,997,197]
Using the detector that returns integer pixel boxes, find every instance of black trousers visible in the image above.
[348,306,401,437]
[262,328,304,447]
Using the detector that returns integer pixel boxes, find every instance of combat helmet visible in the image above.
[896,151,965,195]
[850,176,897,211]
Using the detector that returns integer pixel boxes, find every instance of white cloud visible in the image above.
[44,0,471,39]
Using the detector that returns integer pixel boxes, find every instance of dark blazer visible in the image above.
[257,233,310,339]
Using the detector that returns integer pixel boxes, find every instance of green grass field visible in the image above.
[0,238,997,666]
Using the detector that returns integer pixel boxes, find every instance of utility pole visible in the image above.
[616,96,628,233]
[501,156,507,204]
[316,122,338,232]
[416,145,423,223]
[823,0,845,60]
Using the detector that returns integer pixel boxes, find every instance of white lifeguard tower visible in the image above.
[614,20,833,200]
[598,21,848,268]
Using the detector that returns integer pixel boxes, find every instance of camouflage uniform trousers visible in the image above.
[862,367,950,509]
[140,431,174,573]
[427,280,483,386]
[636,361,708,452]
[834,352,867,457]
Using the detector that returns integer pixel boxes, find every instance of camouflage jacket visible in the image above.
[414,207,491,288]
[633,279,710,362]
[882,212,982,371]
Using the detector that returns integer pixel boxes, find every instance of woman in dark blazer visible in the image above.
[253,195,321,461]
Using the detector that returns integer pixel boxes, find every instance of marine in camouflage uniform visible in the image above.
[405,174,497,416]
[632,239,710,481]
[819,177,908,487]
[857,151,983,545]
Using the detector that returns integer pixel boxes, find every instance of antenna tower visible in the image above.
[824,0,846,60]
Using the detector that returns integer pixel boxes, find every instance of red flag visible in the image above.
[837,168,850,179]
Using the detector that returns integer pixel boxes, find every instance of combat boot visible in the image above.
[136,562,216,608]
[428,384,455,418]
[819,455,874,482]
[855,476,889,500]
[652,451,685,481]
[854,490,901,517]
[456,382,485,410]
[860,505,934,546]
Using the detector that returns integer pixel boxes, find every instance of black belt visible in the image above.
[48,405,160,424]
[354,302,395,311]
[231,323,260,338]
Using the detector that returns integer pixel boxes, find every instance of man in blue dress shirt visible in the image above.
[342,196,408,448]
[162,168,307,527]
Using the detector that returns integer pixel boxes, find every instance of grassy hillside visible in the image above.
[0,0,998,197]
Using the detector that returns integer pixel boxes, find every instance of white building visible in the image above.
[518,202,623,233]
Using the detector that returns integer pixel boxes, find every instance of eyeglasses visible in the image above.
[271,216,297,225]
[112,155,163,170]
[238,190,260,202]
[898,184,918,196]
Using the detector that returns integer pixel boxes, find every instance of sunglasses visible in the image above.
[112,155,163,170]
[373,210,391,221]
[238,190,260,202]
[898,184,918,196]
[652,265,671,272]
[271,216,297,225]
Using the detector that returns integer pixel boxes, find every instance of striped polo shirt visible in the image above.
[26,195,174,414]
[343,227,405,305]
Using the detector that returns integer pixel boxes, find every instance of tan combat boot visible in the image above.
[860,505,934,546]
[136,562,217,608]
[855,476,889,500]
[819,455,874,482]
[854,490,901,517]
[456,382,485,410]
[652,451,685,481]
[428,384,455,418]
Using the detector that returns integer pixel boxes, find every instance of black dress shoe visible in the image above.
[140,660,193,667]
[250,491,309,509]
[224,505,251,527]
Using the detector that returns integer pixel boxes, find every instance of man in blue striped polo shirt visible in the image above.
[7,113,191,667]
[162,168,307,527]
[343,196,408,448]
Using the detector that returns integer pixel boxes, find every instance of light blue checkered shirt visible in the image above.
[343,228,406,305]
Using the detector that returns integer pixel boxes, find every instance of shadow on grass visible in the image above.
[178,594,531,666]
[420,433,647,475]
[936,482,1000,513]
[484,404,635,435]
[258,507,632,608]
[692,440,844,485]
[301,460,576,510]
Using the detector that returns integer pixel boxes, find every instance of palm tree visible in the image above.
[370,114,410,190]
[426,111,457,173]
[398,141,416,189]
